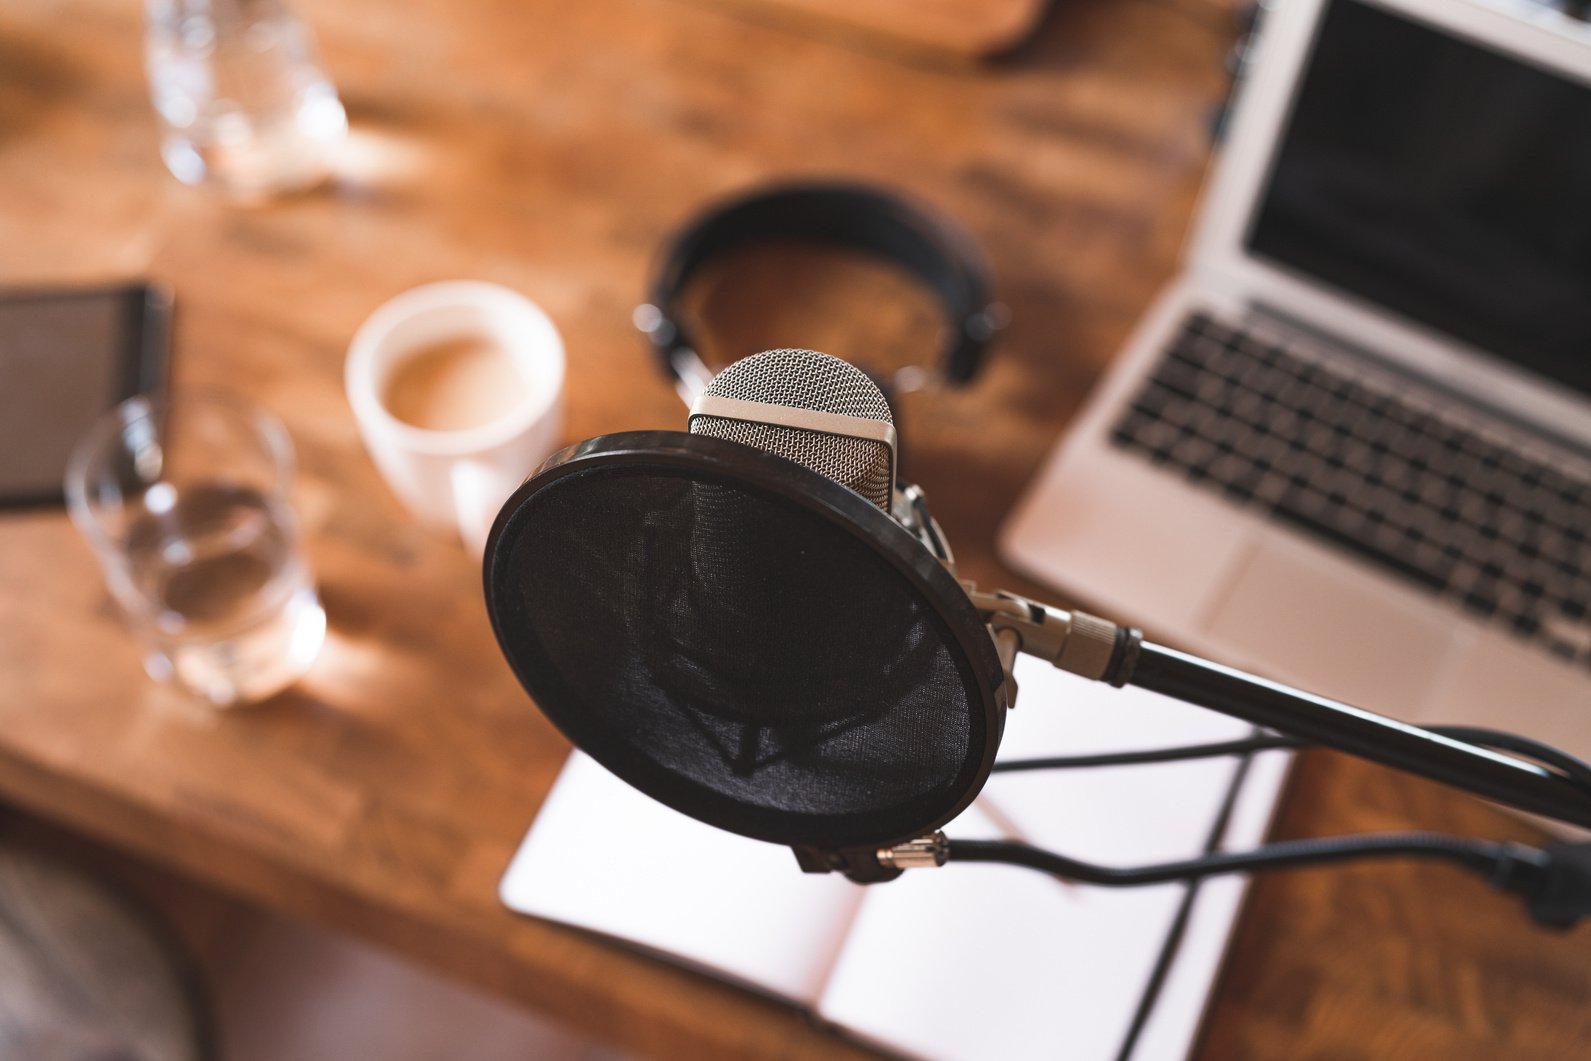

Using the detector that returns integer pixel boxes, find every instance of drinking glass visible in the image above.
[145,0,348,201]
[65,392,326,707]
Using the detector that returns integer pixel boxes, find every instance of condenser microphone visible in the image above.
[685,347,956,564]
[482,347,1591,915]
[687,348,897,511]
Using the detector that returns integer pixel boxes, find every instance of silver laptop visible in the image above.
[1001,0,1591,762]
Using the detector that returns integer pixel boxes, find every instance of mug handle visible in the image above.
[451,459,511,558]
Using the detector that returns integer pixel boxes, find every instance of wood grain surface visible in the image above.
[0,0,1586,1057]
[679,0,1055,61]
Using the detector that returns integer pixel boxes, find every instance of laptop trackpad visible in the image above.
[1199,542,1455,718]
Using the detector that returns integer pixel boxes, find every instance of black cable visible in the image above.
[976,725,1591,928]
[993,724,1591,796]
[1436,726,1591,792]
[947,834,1548,889]
[993,735,1296,771]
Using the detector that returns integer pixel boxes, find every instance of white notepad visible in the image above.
[501,658,1291,1060]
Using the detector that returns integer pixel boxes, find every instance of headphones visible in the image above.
[635,181,1007,403]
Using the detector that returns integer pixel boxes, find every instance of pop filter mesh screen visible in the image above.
[488,459,990,848]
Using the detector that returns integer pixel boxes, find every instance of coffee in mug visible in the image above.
[382,337,528,432]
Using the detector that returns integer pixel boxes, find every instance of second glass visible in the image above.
[65,392,326,707]
[145,0,348,201]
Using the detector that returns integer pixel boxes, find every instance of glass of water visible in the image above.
[65,392,326,707]
[144,0,348,201]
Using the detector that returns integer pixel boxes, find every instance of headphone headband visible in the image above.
[637,181,1004,401]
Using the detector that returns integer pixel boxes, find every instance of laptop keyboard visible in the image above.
[1109,311,1591,669]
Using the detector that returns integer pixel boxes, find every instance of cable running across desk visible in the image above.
[993,723,1591,796]
[973,725,1591,928]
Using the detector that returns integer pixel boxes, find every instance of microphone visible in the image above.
[686,347,955,564]
[687,348,897,511]
[482,348,1591,923]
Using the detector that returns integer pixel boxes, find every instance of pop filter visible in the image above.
[483,430,1008,858]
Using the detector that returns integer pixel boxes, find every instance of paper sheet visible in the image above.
[816,663,1276,1061]
[499,658,1291,1059]
[498,752,864,1003]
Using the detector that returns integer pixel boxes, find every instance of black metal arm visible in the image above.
[1121,642,1591,830]
[971,586,1591,831]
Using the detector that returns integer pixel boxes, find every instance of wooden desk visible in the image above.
[1,0,1586,1057]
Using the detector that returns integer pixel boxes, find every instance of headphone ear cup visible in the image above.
[946,302,1011,385]
[944,330,981,387]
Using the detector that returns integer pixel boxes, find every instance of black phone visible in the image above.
[0,282,172,509]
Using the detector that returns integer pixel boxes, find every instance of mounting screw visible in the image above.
[877,832,950,870]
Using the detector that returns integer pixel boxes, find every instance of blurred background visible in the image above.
[1,0,1588,1058]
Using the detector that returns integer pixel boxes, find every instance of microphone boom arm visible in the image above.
[966,587,1591,831]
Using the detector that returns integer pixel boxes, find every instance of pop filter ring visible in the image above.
[483,431,1010,874]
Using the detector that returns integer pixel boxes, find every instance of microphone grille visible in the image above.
[704,348,895,421]
[691,349,896,510]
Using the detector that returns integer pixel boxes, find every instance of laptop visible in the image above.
[1001,0,1591,765]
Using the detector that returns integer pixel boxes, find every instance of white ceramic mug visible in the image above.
[346,281,565,555]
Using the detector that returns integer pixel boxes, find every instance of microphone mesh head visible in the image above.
[690,349,895,509]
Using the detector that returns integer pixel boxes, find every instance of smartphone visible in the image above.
[0,282,172,508]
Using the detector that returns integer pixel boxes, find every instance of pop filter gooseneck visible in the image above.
[484,349,1591,923]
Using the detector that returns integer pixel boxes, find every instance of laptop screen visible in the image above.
[1246,0,1591,399]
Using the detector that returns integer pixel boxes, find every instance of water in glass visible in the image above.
[123,480,325,705]
[145,0,347,200]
